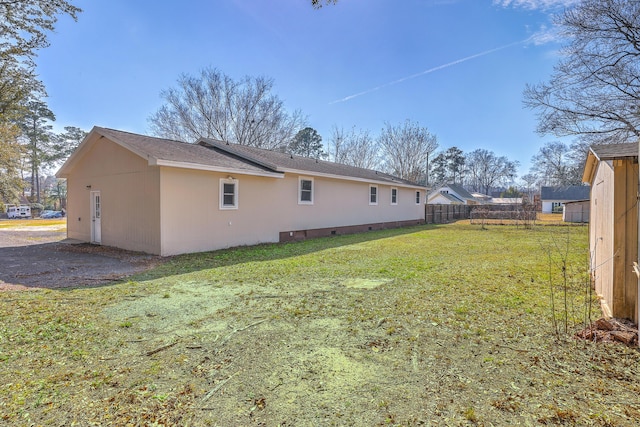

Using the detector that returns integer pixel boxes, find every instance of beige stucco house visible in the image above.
[56,127,426,256]
[582,142,638,322]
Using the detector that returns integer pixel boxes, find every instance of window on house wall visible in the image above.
[299,177,314,204]
[391,187,398,205]
[219,178,238,209]
[369,185,378,205]
[415,191,421,204]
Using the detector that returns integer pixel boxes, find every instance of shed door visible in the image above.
[90,191,102,244]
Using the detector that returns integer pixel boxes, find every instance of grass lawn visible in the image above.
[0,218,66,229]
[1,222,638,426]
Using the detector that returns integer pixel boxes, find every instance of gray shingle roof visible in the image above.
[590,142,638,160]
[63,127,423,188]
[445,183,476,201]
[540,185,590,201]
[95,128,277,175]
[199,138,422,187]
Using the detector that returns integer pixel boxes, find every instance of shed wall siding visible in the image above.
[612,159,638,320]
[590,161,615,316]
[589,158,638,321]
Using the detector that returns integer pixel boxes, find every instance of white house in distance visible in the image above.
[427,183,480,205]
[56,127,426,256]
[540,185,590,213]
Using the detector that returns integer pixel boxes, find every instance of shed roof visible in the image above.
[590,142,638,160]
[582,142,638,184]
[540,185,590,201]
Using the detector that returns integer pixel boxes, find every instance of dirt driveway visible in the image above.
[0,220,162,290]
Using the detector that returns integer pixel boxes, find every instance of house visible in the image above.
[470,192,492,203]
[490,197,523,205]
[540,185,590,213]
[56,127,426,256]
[582,142,637,322]
[427,183,480,205]
[562,199,589,223]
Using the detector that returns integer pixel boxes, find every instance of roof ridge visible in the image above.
[96,127,190,145]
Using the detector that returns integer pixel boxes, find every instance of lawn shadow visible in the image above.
[129,224,438,283]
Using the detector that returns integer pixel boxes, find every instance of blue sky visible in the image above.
[36,0,578,177]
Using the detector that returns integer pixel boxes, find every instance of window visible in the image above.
[219,178,238,209]
[299,177,314,204]
[369,185,378,205]
[415,191,421,204]
[391,187,398,205]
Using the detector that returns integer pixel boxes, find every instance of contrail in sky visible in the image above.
[328,36,533,105]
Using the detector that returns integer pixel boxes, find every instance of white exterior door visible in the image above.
[90,191,102,244]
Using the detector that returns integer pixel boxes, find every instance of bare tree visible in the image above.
[377,120,438,183]
[329,126,380,170]
[465,148,518,195]
[148,68,306,149]
[524,0,640,144]
[519,173,538,202]
[530,141,584,186]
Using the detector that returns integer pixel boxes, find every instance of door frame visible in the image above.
[90,190,102,244]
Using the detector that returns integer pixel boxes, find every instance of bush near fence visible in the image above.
[425,203,539,225]
[470,204,537,226]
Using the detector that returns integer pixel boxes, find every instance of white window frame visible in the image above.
[391,187,398,205]
[219,178,238,210]
[369,185,378,205]
[415,191,421,205]
[298,176,314,205]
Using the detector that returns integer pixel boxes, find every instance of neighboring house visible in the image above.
[56,127,426,256]
[490,197,523,205]
[562,200,589,223]
[470,192,492,203]
[427,184,479,205]
[540,185,590,213]
[582,142,637,322]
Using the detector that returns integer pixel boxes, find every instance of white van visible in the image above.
[7,204,31,219]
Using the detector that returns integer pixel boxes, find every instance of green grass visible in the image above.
[1,222,638,426]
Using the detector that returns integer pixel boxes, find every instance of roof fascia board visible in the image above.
[582,150,598,184]
[153,159,284,178]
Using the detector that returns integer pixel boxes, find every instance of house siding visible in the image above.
[158,169,424,256]
[65,136,161,254]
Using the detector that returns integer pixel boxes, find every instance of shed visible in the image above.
[582,142,638,321]
[562,200,589,223]
[56,127,426,256]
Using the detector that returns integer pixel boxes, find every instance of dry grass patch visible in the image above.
[1,223,638,426]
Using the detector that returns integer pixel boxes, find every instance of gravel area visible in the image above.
[0,223,162,290]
